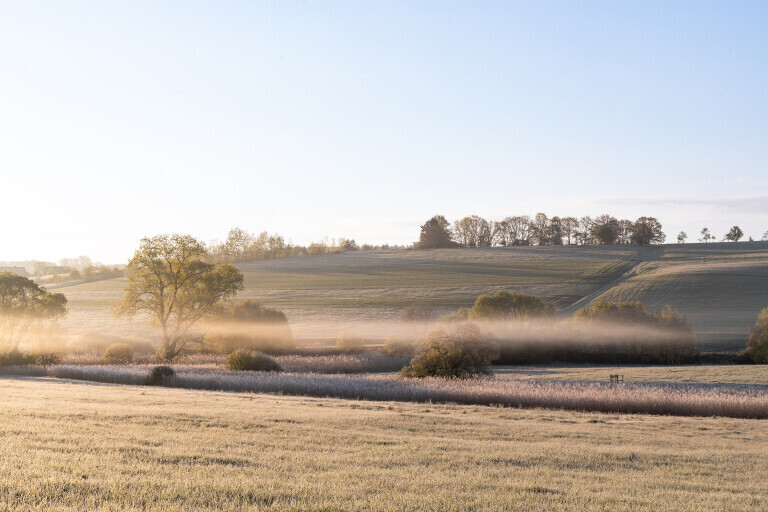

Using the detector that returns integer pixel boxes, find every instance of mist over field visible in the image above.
[3,1,768,510]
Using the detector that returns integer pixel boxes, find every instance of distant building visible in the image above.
[0,267,29,277]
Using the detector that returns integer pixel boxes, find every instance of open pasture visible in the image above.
[1,377,767,511]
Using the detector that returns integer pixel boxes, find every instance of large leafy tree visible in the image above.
[724,226,743,242]
[113,234,244,361]
[590,215,620,245]
[0,271,67,352]
[630,216,666,245]
[416,215,455,249]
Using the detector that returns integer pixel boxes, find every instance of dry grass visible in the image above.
[496,364,768,385]
[27,365,768,418]
[1,377,768,510]
[276,353,411,373]
[59,352,410,374]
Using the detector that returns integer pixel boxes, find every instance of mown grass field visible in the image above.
[2,377,768,511]
[52,242,768,350]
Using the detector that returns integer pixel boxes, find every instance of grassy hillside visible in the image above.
[2,377,767,511]
[52,242,768,351]
[594,242,768,351]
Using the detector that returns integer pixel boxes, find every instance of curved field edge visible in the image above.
[5,365,768,419]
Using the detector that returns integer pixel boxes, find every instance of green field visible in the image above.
[52,242,768,351]
[2,377,767,511]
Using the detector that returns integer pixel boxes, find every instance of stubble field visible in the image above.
[2,377,768,511]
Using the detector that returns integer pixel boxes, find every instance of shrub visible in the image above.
[744,307,768,363]
[144,366,175,386]
[439,307,470,323]
[383,336,416,356]
[400,323,500,378]
[34,352,61,367]
[336,331,365,353]
[227,349,283,372]
[567,300,696,364]
[469,290,555,321]
[201,300,295,354]
[103,343,135,364]
[68,332,154,355]
[0,351,35,366]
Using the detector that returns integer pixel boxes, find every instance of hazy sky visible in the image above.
[1,1,767,263]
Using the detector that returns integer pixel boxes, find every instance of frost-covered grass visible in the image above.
[59,352,410,374]
[276,353,411,373]
[33,364,768,418]
[2,377,768,511]
[496,364,768,385]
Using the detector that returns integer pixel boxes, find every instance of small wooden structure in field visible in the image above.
[609,374,624,384]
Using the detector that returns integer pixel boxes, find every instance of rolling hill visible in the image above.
[52,242,768,352]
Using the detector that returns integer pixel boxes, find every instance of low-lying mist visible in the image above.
[7,314,697,366]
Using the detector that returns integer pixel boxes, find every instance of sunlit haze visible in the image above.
[1,1,767,262]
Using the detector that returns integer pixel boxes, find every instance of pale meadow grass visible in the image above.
[495,364,768,385]
[36,364,768,418]
[1,377,768,511]
[60,352,411,373]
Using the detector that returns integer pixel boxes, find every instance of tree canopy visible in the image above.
[416,215,455,249]
[724,226,744,242]
[630,217,666,245]
[113,234,244,361]
[400,323,499,378]
[573,299,690,330]
[416,213,668,248]
[0,271,67,352]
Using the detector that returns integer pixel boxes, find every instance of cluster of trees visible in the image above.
[113,234,245,361]
[396,291,697,368]
[469,290,554,320]
[114,234,298,361]
[573,299,691,330]
[209,227,395,263]
[67,265,124,283]
[200,300,294,354]
[0,272,68,354]
[417,214,666,248]
[698,226,750,243]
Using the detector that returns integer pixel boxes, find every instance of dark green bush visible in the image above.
[400,323,499,378]
[144,366,175,386]
[226,349,283,372]
[103,343,135,364]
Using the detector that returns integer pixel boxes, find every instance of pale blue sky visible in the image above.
[1,1,767,262]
